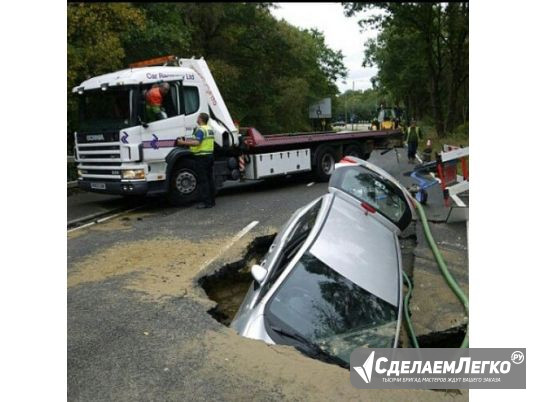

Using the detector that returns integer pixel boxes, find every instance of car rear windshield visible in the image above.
[334,166,409,227]
[266,251,398,365]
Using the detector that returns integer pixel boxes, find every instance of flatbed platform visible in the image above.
[244,127,403,149]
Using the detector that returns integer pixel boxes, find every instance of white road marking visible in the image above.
[67,205,145,233]
[306,182,315,187]
[197,220,259,273]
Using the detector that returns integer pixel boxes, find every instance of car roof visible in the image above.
[308,194,400,306]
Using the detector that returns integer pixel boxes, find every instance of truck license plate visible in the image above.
[90,182,106,190]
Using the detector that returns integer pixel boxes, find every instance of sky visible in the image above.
[270,2,380,93]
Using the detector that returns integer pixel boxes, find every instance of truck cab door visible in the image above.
[138,82,185,161]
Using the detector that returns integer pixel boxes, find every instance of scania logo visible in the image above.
[86,134,105,142]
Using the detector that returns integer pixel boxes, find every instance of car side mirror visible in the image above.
[251,264,267,283]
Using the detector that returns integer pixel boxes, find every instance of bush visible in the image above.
[452,122,469,138]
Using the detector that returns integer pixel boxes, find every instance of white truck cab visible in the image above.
[73,57,239,204]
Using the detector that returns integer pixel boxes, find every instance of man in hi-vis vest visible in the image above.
[176,113,216,208]
[405,118,423,164]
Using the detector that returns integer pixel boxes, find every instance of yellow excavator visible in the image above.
[370,106,405,131]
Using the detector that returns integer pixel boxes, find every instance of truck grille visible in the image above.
[75,131,123,180]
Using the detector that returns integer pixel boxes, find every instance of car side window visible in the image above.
[284,201,321,246]
[255,199,322,305]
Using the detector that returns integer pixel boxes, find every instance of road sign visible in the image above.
[309,98,332,119]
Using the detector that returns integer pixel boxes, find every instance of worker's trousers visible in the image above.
[407,140,418,160]
[196,154,216,206]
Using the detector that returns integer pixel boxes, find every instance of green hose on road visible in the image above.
[403,198,469,348]
[402,271,420,348]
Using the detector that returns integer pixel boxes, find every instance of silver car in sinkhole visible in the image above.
[231,156,415,367]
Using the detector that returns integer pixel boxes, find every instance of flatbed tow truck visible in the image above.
[73,56,403,205]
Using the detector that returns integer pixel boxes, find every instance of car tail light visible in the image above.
[361,202,376,214]
[339,157,357,164]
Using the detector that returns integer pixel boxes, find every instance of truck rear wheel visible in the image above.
[168,159,200,206]
[314,147,337,182]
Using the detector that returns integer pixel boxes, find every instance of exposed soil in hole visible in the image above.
[199,234,275,326]
[417,324,467,348]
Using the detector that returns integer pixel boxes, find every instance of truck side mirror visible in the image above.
[138,116,149,128]
[251,264,267,283]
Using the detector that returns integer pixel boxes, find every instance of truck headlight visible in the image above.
[122,169,145,180]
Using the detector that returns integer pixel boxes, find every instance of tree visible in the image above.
[67,3,145,133]
[121,3,192,64]
[343,2,468,137]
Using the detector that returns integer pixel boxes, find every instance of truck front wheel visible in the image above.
[168,159,200,206]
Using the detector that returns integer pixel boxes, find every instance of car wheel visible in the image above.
[314,147,337,182]
[167,159,200,206]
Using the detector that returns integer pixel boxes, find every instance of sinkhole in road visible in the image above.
[200,228,467,349]
[199,234,276,326]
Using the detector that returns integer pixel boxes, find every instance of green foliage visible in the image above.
[333,89,383,122]
[453,122,469,138]
[343,2,469,138]
[67,3,347,135]
[67,3,146,132]
[121,3,192,64]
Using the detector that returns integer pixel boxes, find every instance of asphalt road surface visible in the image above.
[67,150,468,401]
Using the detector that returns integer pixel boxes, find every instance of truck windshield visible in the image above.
[265,251,398,365]
[78,88,132,132]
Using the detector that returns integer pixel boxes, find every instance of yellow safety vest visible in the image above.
[190,125,214,155]
[406,126,422,143]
